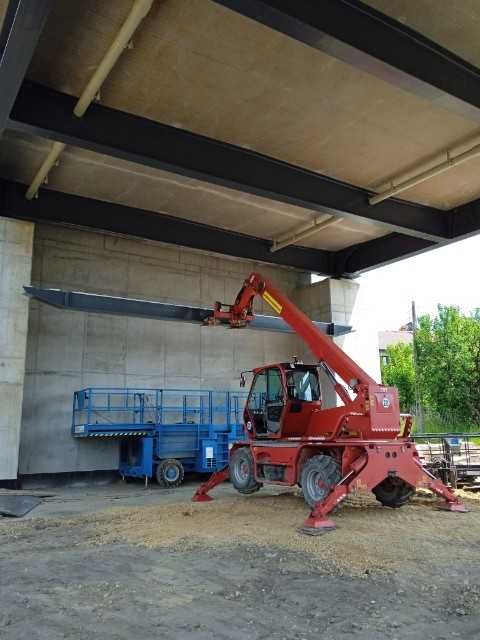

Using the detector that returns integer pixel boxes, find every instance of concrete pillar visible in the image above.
[0,218,34,481]
[293,277,380,407]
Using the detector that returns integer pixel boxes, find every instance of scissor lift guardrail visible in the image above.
[72,388,246,436]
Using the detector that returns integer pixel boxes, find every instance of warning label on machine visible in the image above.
[262,290,283,314]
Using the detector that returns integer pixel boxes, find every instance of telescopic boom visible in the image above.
[209,272,375,390]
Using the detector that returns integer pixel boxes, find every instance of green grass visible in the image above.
[411,414,479,436]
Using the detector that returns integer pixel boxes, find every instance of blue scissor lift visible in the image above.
[72,388,247,486]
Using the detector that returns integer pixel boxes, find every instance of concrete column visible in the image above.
[0,218,34,481]
[293,277,380,407]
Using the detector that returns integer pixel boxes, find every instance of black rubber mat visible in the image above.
[0,495,42,517]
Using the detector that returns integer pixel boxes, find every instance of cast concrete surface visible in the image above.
[19,222,303,476]
[17,222,374,479]
[0,218,33,480]
[1,480,479,640]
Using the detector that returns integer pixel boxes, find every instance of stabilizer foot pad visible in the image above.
[299,524,336,536]
[192,494,213,502]
[301,515,337,534]
[437,501,468,513]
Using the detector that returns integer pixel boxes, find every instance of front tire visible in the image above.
[229,447,262,495]
[156,459,184,488]
[300,454,341,508]
[372,477,414,508]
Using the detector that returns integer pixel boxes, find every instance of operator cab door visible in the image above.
[245,367,285,438]
[265,367,285,434]
[282,367,322,437]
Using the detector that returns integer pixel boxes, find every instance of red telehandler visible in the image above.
[193,272,467,533]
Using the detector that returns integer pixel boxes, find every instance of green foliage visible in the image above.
[381,342,415,412]
[381,306,480,429]
[415,409,475,434]
[415,306,480,425]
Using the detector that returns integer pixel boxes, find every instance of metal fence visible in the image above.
[413,432,480,487]
[410,407,480,435]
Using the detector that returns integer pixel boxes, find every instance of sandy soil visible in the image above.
[1,483,480,639]
[85,489,480,576]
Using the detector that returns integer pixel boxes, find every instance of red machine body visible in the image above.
[193,273,466,531]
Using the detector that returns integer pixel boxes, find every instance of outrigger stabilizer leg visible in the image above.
[301,450,468,535]
[192,467,230,502]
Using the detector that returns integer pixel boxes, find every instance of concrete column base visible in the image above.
[0,218,34,480]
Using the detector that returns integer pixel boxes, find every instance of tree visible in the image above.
[414,306,480,425]
[381,342,415,412]
[470,309,480,423]
[380,307,480,427]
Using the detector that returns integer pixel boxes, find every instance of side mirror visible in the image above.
[240,373,246,388]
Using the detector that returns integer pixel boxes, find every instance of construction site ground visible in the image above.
[1,479,480,640]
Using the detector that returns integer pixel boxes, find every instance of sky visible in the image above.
[354,234,479,331]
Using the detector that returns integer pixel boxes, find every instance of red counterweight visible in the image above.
[193,272,467,532]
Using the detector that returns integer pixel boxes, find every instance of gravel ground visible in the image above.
[1,481,479,639]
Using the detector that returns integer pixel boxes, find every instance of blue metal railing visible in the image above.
[72,387,247,437]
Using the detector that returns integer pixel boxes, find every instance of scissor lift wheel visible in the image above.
[156,459,185,488]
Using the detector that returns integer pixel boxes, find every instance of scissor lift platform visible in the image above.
[72,388,247,484]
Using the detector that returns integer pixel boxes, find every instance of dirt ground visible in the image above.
[1,480,480,640]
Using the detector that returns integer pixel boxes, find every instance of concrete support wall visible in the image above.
[19,224,304,475]
[17,225,378,477]
[0,218,33,480]
[294,278,359,328]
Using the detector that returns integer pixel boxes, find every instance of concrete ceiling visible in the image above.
[0,130,383,251]
[1,0,480,257]
[365,0,480,69]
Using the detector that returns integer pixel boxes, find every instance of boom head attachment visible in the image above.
[205,274,265,329]
[206,300,255,328]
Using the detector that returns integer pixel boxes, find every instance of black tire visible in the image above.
[300,455,341,508]
[229,447,262,495]
[372,477,414,508]
[156,459,185,488]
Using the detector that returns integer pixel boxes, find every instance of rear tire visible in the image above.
[230,447,262,495]
[156,459,184,488]
[372,477,414,508]
[300,454,341,508]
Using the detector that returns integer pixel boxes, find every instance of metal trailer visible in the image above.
[72,388,247,486]
[413,432,480,488]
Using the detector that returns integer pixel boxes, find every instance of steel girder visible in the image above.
[0,0,52,134]
[0,179,334,274]
[8,81,449,243]
[335,233,435,274]
[1,178,478,276]
[23,286,352,336]
[213,0,480,124]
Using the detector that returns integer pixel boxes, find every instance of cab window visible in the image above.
[267,368,284,402]
[248,371,266,411]
[287,370,320,402]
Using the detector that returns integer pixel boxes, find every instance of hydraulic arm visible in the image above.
[210,272,374,390]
